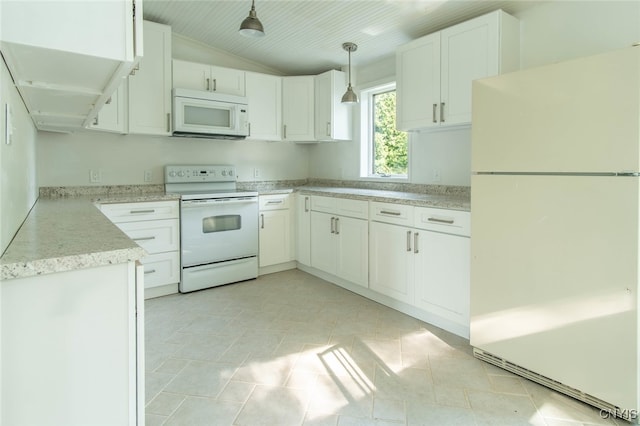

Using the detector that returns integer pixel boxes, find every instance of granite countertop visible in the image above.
[1,198,147,281]
[296,186,471,211]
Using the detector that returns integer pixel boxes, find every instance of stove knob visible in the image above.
[177,171,185,177]
[222,170,227,176]
[168,171,176,177]
[228,170,234,177]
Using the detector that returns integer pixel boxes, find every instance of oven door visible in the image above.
[181,196,258,267]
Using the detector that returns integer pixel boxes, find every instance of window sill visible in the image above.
[358,175,409,183]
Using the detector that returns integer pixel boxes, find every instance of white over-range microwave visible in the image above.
[172,88,249,139]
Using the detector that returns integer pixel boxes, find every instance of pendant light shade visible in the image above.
[341,42,358,103]
[239,0,265,38]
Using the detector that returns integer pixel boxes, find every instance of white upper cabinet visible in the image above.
[172,60,245,96]
[282,76,315,142]
[128,21,172,135]
[396,9,519,131]
[245,72,282,141]
[90,80,128,133]
[0,0,142,131]
[314,70,352,141]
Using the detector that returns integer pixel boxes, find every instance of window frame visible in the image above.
[359,81,410,181]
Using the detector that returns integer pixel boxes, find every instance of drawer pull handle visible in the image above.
[380,210,401,216]
[133,236,156,241]
[428,217,454,224]
[130,209,155,214]
[266,200,283,204]
[144,269,156,275]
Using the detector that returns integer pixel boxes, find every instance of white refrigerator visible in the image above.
[470,46,640,421]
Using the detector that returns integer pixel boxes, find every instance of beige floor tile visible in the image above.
[146,391,186,416]
[163,360,236,397]
[234,385,310,425]
[164,396,242,426]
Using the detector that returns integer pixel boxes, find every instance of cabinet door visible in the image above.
[335,216,368,287]
[369,221,414,304]
[259,209,291,267]
[246,72,282,141]
[172,59,210,91]
[90,79,127,133]
[128,21,172,135]
[414,231,470,326]
[296,194,312,266]
[310,211,336,274]
[211,66,246,96]
[440,12,499,125]
[282,76,315,142]
[396,32,441,131]
[314,70,351,141]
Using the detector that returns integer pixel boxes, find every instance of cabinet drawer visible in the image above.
[259,194,291,210]
[116,219,179,254]
[101,200,179,222]
[370,202,414,226]
[336,199,368,220]
[140,251,180,289]
[310,195,336,213]
[414,207,470,237]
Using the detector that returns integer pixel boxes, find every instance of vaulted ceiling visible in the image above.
[143,0,543,75]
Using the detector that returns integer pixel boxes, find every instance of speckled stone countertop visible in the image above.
[0,198,147,280]
[1,185,180,281]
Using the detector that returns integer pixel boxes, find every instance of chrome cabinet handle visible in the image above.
[266,200,283,205]
[248,123,251,137]
[428,217,454,224]
[440,102,445,123]
[304,196,309,212]
[433,104,437,123]
[213,78,217,91]
[330,217,336,234]
[414,232,419,254]
[206,77,210,91]
[380,210,401,216]
[335,217,340,235]
[167,113,171,132]
[133,236,156,241]
[260,213,265,229]
[406,230,412,252]
[326,122,331,137]
[283,124,287,139]
[130,209,155,214]
[144,269,156,274]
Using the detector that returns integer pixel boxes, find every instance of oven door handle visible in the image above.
[181,198,258,207]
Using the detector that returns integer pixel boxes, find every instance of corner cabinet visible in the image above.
[314,70,352,141]
[282,76,315,142]
[396,9,519,131]
[172,59,245,96]
[91,20,172,136]
[246,72,282,141]
[0,0,142,131]
[128,20,172,135]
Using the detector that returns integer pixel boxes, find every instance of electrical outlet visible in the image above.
[253,168,260,178]
[433,168,441,182]
[89,169,102,183]
[144,170,152,182]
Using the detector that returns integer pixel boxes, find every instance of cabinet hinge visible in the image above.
[132,0,136,19]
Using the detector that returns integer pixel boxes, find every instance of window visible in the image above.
[360,82,408,179]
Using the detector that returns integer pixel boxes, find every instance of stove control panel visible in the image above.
[165,165,237,183]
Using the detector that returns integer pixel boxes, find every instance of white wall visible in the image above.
[0,58,38,254]
[309,0,640,186]
[37,132,308,186]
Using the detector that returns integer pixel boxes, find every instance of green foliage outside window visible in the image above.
[373,91,407,176]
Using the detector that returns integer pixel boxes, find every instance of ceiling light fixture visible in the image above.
[239,0,265,38]
[341,42,358,104]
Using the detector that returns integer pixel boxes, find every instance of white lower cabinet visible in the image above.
[369,202,471,337]
[310,196,368,287]
[259,194,295,269]
[100,200,180,298]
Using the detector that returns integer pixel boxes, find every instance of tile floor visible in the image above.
[145,269,627,426]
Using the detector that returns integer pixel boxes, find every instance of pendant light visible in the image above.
[341,42,358,103]
[239,0,265,38]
